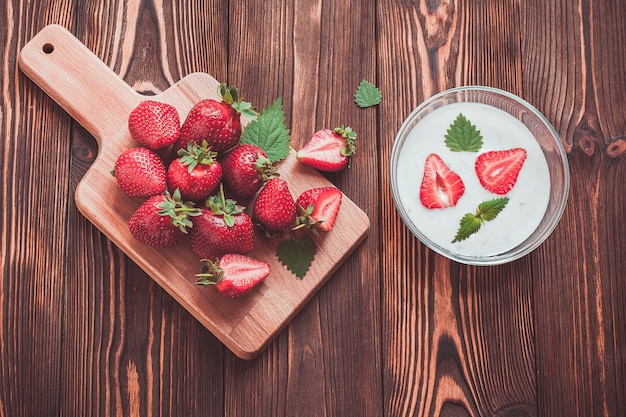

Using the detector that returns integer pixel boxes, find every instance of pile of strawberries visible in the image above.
[112,84,350,297]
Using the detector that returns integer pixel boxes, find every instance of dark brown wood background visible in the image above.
[1,0,624,416]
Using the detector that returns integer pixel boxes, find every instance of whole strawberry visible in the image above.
[190,186,254,259]
[167,140,222,201]
[252,178,297,233]
[128,189,200,248]
[196,253,270,298]
[296,125,357,172]
[295,186,343,232]
[176,84,258,154]
[128,100,180,150]
[220,144,277,197]
[113,147,167,198]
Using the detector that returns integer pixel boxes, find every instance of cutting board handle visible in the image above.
[18,24,142,145]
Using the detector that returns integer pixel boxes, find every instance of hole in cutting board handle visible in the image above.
[42,43,54,54]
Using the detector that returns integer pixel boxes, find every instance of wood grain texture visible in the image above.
[19,18,371,363]
[378,0,537,416]
[520,0,626,416]
[2,0,625,416]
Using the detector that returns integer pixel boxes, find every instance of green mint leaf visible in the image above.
[452,213,483,243]
[354,80,382,108]
[478,197,509,221]
[240,97,291,162]
[452,197,509,243]
[232,101,259,120]
[276,235,316,279]
[444,113,483,152]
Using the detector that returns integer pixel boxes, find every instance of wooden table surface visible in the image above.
[2,1,624,416]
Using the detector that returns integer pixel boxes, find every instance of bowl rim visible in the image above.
[390,85,570,266]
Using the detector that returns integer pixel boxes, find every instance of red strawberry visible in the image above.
[295,187,343,232]
[176,84,258,154]
[296,126,357,172]
[196,253,270,298]
[220,144,277,197]
[419,153,465,209]
[167,140,222,201]
[113,147,167,198]
[252,178,297,233]
[475,148,527,195]
[190,187,254,259]
[128,190,199,248]
[128,100,180,150]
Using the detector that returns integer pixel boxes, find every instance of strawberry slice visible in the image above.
[295,187,343,232]
[196,253,270,298]
[296,126,357,172]
[419,154,465,209]
[475,148,527,195]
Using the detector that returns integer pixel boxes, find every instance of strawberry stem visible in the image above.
[217,83,258,119]
[178,140,217,172]
[157,189,201,233]
[205,184,245,227]
[333,125,357,157]
[195,259,224,285]
[292,204,321,234]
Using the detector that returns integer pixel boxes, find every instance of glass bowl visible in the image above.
[390,86,569,266]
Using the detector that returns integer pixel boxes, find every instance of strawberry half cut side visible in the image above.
[295,187,343,232]
[196,253,270,298]
[419,153,465,209]
[475,148,527,195]
[296,126,357,172]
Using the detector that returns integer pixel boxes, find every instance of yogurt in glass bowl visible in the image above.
[390,86,569,266]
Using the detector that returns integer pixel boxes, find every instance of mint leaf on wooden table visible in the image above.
[445,113,483,152]
[452,197,509,243]
[240,97,291,162]
[276,235,316,279]
[354,80,382,108]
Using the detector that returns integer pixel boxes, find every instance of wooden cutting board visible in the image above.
[18,24,370,359]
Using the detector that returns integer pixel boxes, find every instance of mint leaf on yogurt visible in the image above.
[452,197,509,243]
[445,113,483,152]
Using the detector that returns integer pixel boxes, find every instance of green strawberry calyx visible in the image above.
[254,152,279,182]
[204,184,245,227]
[218,83,258,120]
[157,189,201,233]
[293,204,322,234]
[333,125,357,157]
[195,259,224,286]
[178,140,218,172]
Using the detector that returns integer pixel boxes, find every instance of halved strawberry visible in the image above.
[196,253,270,298]
[475,148,527,195]
[419,154,465,209]
[295,187,343,232]
[296,126,357,172]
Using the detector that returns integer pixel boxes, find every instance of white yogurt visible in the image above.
[395,102,550,257]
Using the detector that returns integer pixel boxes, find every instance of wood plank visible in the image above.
[521,0,626,415]
[63,2,229,415]
[377,0,539,415]
[0,3,77,415]
[225,0,383,416]
[20,22,369,361]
